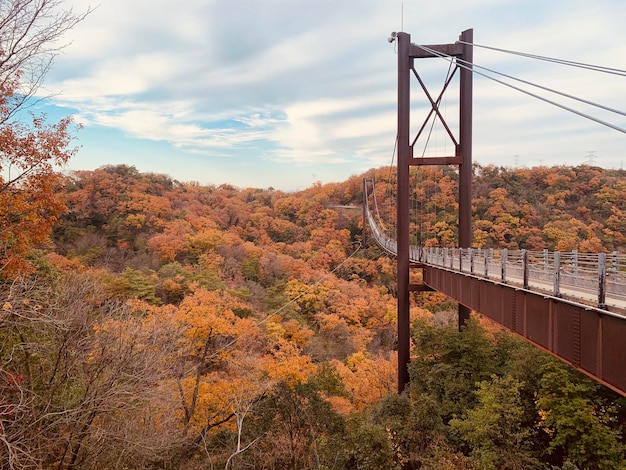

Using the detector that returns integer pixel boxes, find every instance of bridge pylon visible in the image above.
[393,29,473,393]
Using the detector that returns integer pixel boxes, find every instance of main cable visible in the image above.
[452,55,626,118]
[458,41,626,77]
[416,44,626,135]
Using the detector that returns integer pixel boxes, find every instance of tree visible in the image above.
[0,0,88,275]
[449,375,537,469]
[0,82,79,274]
[0,0,90,114]
[537,363,626,469]
[409,316,498,422]
[0,271,176,469]
[250,381,345,470]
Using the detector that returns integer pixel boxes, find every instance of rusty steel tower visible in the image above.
[393,30,473,393]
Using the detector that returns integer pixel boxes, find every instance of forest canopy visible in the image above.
[0,3,625,466]
[0,161,624,469]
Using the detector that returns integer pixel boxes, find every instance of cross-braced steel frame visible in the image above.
[395,29,473,393]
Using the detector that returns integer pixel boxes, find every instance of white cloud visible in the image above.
[35,0,626,189]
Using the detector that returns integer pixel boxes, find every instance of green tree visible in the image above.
[371,392,453,469]
[250,381,345,470]
[409,316,498,421]
[343,414,397,470]
[449,374,538,469]
[537,363,626,469]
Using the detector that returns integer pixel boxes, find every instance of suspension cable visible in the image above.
[452,55,626,118]
[415,44,626,135]
[457,40,626,77]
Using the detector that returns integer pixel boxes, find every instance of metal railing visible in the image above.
[415,247,626,311]
[363,180,626,313]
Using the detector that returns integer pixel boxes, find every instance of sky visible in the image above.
[36,0,626,191]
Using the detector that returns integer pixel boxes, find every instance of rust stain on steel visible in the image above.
[423,265,626,396]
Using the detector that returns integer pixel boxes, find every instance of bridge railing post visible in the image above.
[469,248,474,274]
[501,248,508,283]
[553,251,561,297]
[484,249,490,278]
[599,252,607,309]
[522,249,529,289]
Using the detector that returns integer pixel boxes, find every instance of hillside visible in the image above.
[1,163,625,469]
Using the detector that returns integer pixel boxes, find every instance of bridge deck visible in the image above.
[364,188,626,396]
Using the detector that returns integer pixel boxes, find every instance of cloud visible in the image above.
[36,0,626,189]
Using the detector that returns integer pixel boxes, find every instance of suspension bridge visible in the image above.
[365,30,626,397]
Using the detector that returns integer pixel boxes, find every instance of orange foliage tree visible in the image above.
[0,78,79,274]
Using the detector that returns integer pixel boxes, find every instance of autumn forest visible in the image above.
[2,1,626,469]
[2,156,625,470]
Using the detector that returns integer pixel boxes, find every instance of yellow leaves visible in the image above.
[537,409,555,436]
[185,228,224,253]
[3,302,12,310]
[265,319,313,349]
[316,313,346,331]
[284,279,331,314]
[281,319,314,348]
[125,213,146,229]
[332,352,396,410]
[345,350,368,370]
[265,341,316,386]
[263,320,315,386]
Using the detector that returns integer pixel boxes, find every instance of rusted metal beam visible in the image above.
[409,43,463,58]
[409,283,435,292]
[457,29,473,328]
[408,156,464,166]
[396,31,412,394]
[422,265,626,397]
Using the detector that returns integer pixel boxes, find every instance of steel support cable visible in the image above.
[418,59,456,157]
[368,177,391,241]
[457,40,626,77]
[384,135,398,235]
[371,178,385,230]
[365,180,395,256]
[414,60,455,247]
[449,55,626,118]
[415,44,626,135]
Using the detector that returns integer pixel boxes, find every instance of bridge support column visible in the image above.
[394,28,473,393]
[457,28,473,329]
[396,32,412,393]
